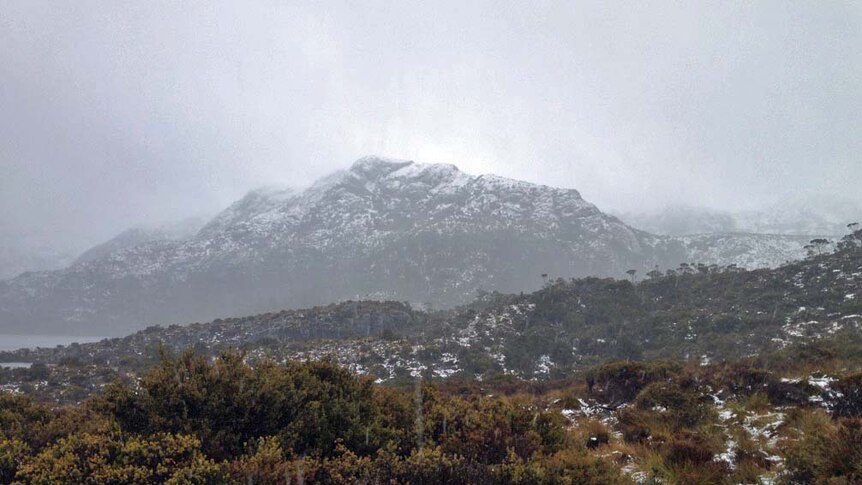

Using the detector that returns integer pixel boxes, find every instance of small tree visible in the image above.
[839,223,862,250]
[625,269,637,283]
[809,238,831,256]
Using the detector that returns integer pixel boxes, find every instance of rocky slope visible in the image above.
[0,157,827,335]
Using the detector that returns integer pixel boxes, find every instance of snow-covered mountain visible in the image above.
[618,198,859,237]
[0,157,826,335]
[732,196,859,235]
[614,206,739,236]
[74,216,209,265]
[674,233,815,269]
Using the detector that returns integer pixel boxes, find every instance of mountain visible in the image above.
[73,216,209,265]
[618,197,859,237]
[0,232,76,280]
[733,195,860,235]
[614,205,739,235]
[0,156,828,336]
[0,216,208,281]
[673,232,816,268]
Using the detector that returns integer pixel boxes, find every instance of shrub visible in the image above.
[13,432,226,484]
[783,416,862,484]
[572,419,611,450]
[100,351,389,460]
[662,434,717,466]
[230,437,293,485]
[586,360,682,404]
[831,373,862,418]
[617,407,653,443]
[0,394,52,445]
[0,437,27,484]
[537,447,630,485]
[634,382,714,428]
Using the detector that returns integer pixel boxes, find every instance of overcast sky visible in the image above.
[1,1,860,254]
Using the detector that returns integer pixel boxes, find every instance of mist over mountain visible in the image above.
[0,157,832,336]
[73,216,209,265]
[0,217,210,282]
[0,238,74,281]
[618,196,859,237]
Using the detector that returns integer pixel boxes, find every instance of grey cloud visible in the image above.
[1,0,859,258]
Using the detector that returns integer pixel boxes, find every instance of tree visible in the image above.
[839,224,862,250]
[809,238,832,256]
[625,269,637,283]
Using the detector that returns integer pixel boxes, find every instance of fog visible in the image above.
[1,1,860,260]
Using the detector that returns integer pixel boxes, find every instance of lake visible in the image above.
[0,334,107,353]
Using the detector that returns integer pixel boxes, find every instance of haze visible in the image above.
[2,1,860,262]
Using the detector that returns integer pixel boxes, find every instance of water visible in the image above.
[0,334,107,353]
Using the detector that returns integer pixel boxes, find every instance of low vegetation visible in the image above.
[1,338,861,484]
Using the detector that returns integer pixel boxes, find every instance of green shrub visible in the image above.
[586,360,683,404]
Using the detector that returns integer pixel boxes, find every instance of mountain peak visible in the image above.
[349,156,414,179]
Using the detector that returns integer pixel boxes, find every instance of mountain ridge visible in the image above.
[0,156,830,335]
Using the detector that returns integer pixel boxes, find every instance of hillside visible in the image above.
[5,229,860,395]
